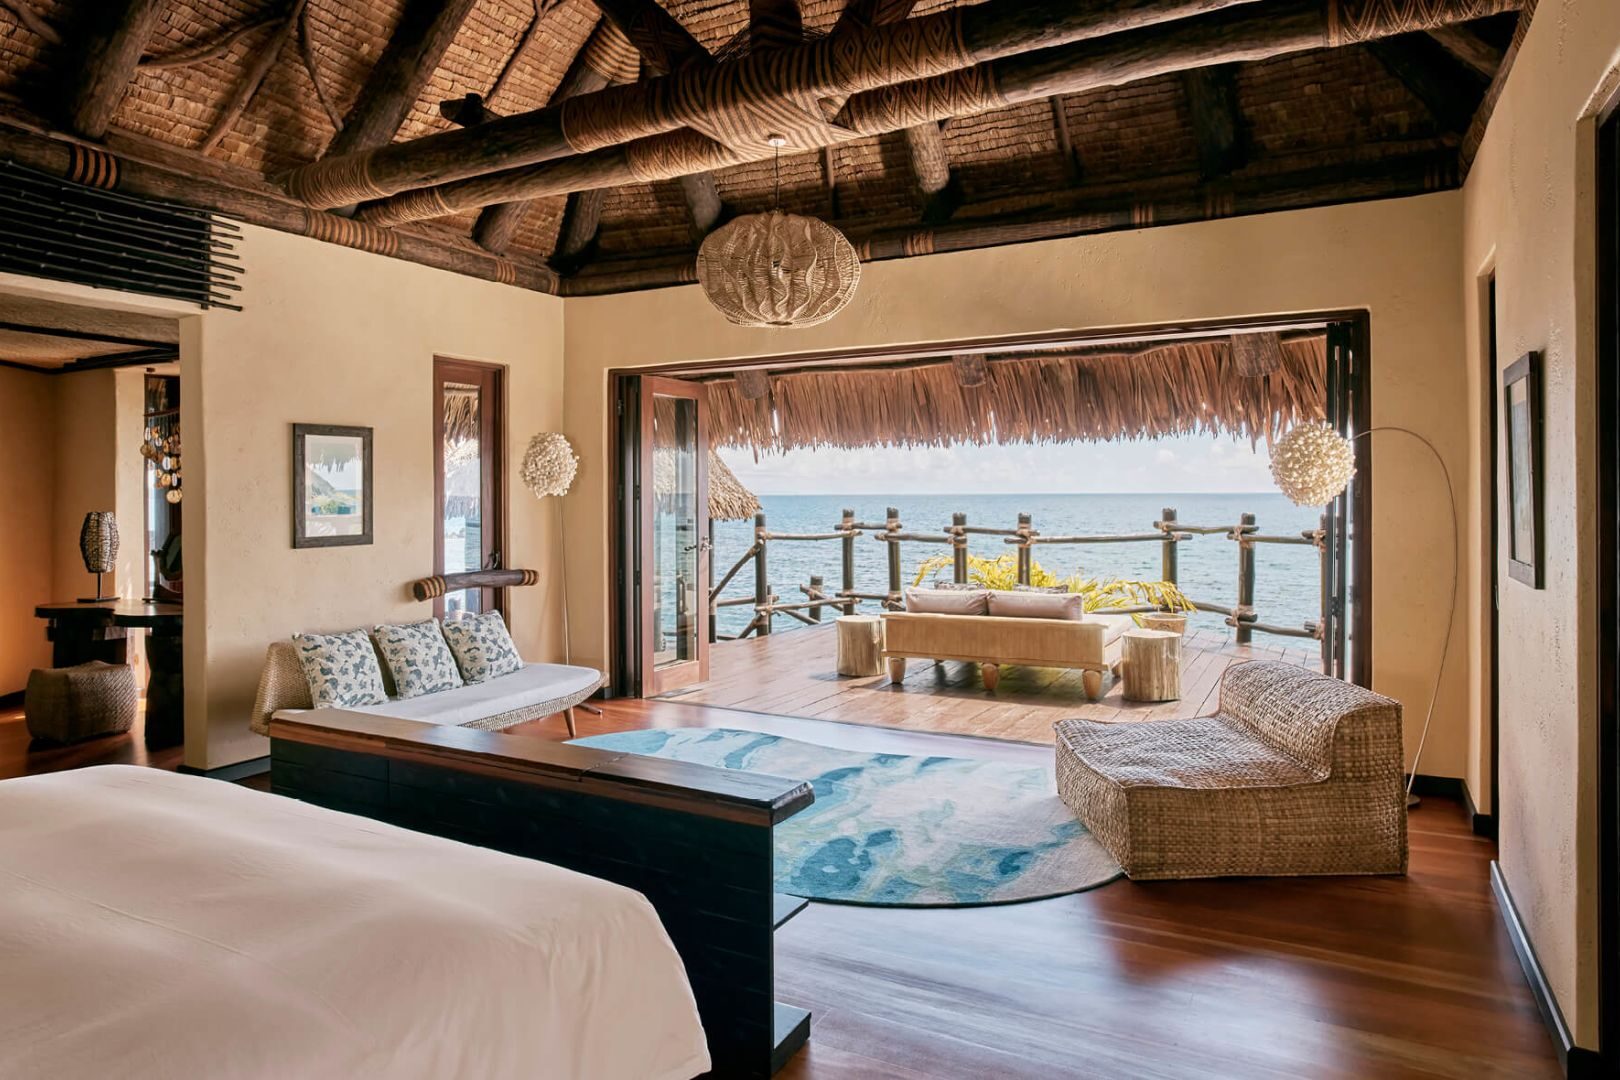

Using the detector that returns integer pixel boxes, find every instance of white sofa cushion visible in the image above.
[905,587,989,615]
[987,589,1084,621]
[346,663,603,728]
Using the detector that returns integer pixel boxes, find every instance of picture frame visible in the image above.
[292,423,373,548]
[1502,352,1543,588]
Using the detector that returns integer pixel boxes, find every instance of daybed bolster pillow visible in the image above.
[987,589,1084,621]
[904,587,989,615]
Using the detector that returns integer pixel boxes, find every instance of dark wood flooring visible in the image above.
[1,698,1559,1078]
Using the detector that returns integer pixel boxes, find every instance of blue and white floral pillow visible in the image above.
[292,629,389,708]
[441,611,524,684]
[372,620,463,699]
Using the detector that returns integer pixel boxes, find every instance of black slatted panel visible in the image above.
[0,159,242,310]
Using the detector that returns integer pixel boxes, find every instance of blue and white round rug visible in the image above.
[569,728,1123,907]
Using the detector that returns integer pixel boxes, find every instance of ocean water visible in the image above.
[709,493,1325,641]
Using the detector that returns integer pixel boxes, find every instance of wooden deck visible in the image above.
[661,624,1319,744]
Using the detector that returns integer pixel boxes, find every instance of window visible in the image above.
[433,358,505,618]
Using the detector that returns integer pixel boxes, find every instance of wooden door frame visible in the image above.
[432,356,508,619]
[1596,91,1620,1070]
[636,375,711,695]
[608,311,1374,697]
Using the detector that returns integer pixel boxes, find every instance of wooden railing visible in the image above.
[709,506,1330,658]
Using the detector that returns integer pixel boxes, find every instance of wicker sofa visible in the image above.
[1054,660,1406,879]
[881,610,1133,697]
[248,639,602,739]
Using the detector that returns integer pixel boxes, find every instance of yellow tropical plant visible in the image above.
[912,553,1195,615]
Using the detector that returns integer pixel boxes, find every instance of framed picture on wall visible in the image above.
[292,423,373,548]
[1502,352,1543,588]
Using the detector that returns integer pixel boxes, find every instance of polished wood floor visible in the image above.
[507,699,1558,1079]
[2,696,1558,1078]
[664,624,1319,745]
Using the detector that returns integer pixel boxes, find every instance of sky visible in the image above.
[719,434,1277,496]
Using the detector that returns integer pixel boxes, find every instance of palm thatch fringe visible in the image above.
[708,451,761,521]
[706,335,1326,453]
[443,385,480,445]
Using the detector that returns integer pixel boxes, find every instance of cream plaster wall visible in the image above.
[184,225,565,771]
[562,193,1474,783]
[1459,0,1620,1046]
[0,366,57,695]
[49,369,118,602]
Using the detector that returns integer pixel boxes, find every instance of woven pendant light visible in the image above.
[697,210,860,327]
[696,136,859,328]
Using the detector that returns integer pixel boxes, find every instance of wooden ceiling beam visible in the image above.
[832,0,920,34]
[287,0,1276,208]
[1426,23,1503,77]
[1049,97,1082,181]
[559,146,1461,295]
[1366,32,1485,132]
[749,0,804,51]
[355,0,1519,227]
[323,0,480,159]
[591,0,707,75]
[680,172,725,237]
[1461,1,1534,172]
[67,0,165,139]
[902,123,961,223]
[201,0,305,154]
[1180,64,1246,178]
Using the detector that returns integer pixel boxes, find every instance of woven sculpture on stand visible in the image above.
[77,511,118,602]
[697,209,861,328]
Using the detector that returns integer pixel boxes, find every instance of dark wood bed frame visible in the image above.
[268,711,815,1078]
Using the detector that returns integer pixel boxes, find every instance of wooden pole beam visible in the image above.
[749,0,804,50]
[1366,32,1484,132]
[680,172,725,237]
[462,19,635,255]
[202,0,305,154]
[591,0,707,75]
[324,0,480,159]
[1426,23,1503,77]
[1461,1,1534,172]
[67,0,165,139]
[285,0,1270,208]
[557,146,1459,294]
[356,0,1517,227]
[902,122,961,223]
[1180,64,1246,178]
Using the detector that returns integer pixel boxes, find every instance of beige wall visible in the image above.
[562,193,1474,782]
[1460,0,1620,1047]
[0,366,57,694]
[185,225,566,771]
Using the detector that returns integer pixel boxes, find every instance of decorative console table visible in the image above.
[34,602,184,749]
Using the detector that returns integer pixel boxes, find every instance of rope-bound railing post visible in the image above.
[1158,507,1179,587]
[949,512,969,584]
[754,511,771,636]
[1232,511,1258,644]
[1015,512,1033,585]
[884,506,902,609]
[840,507,857,607]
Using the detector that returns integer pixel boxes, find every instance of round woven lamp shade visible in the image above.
[697,210,860,328]
[1270,421,1356,506]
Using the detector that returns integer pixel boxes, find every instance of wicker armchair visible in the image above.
[1054,660,1406,880]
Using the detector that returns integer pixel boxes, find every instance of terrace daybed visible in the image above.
[882,587,1134,697]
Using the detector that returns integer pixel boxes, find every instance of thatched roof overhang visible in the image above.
[703,333,1326,453]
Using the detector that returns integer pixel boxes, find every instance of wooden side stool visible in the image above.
[25,661,138,744]
[836,614,885,677]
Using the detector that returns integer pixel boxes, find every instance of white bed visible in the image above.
[0,766,710,1080]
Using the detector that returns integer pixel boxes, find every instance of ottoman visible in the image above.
[24,662,138,744]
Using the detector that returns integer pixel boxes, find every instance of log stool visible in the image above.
[1139,612,1187,636]
[1120,629,1181,702]
[25,661,138,744]
[836,614,885,677]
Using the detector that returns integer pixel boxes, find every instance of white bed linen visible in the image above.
[0,766,710,1080]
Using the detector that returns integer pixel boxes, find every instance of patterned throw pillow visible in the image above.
[292,629,389,708]
[441,611,524,684]
[372,620,463,699]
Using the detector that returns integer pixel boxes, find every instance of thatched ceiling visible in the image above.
[0,0,1530,295]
